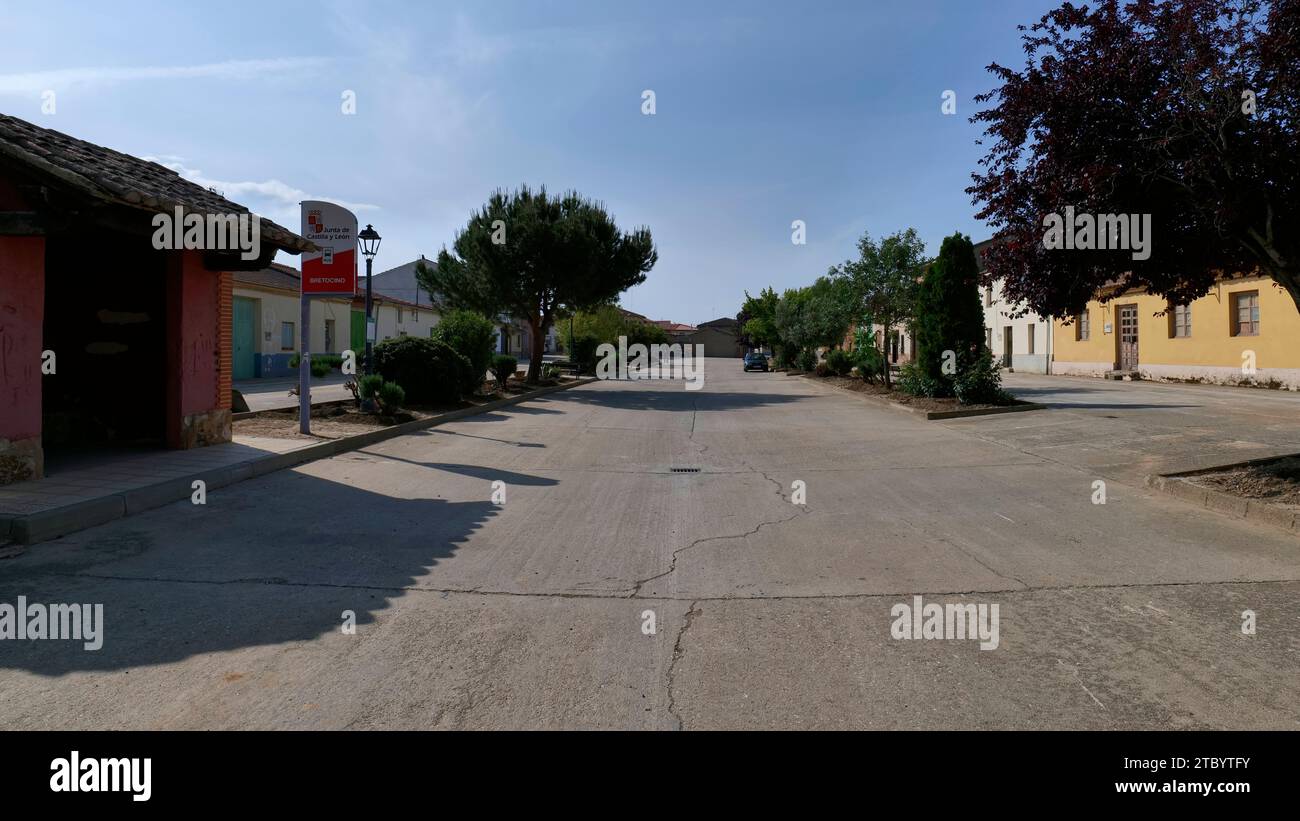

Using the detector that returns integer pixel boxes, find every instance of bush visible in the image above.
[896,361,943,398]
[358,374,384,400]
[542,363,562,380]
[377,381,406,412]
[432,309,496,392]
[796,348,817,372]
[569,332,602,374]
[953,347,1014,406]
[372,336,471,405]
[310,359,331,378]
[813,361,832,377]
[824,349,854,377]
[854,346,885,383]
[491,354,518,387]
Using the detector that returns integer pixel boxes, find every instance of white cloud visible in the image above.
[0,57,327,95]
[145,158,381,217]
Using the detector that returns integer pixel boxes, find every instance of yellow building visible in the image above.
[1052,274,1300,389]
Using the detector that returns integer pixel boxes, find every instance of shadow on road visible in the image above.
[556,389,811,412]
[0,469,516,675]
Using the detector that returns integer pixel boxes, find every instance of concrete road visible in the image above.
[1,360,1297,729]
[985,372,1300,481]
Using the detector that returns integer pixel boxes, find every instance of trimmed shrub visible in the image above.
[953,347,1014,406]
[491,354,518,387]
[855,345,885,383]
[896,361,943,398]
[310,359,331,378]
[432,309,496,392]
[358,374,384,400]
[570,332,602,374]
[824,349,854,377]
[372,336,471,406]
[796,348,817,372]
[377,381,406,412]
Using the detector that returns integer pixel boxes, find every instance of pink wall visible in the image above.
[165,250,221,445]
[0,236,45,441]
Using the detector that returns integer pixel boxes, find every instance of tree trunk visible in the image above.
[526,316,546,384]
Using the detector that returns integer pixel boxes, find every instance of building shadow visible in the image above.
[555,389,810,412]
[0,469,517,675]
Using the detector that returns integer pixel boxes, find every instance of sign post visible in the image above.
[299,201,359,435]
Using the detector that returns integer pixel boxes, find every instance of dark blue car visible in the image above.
[743,352,770,372]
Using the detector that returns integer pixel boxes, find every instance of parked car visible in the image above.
[743,352,770,372]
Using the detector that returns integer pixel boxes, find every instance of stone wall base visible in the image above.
[178,408,232,449]
[1053,360,1300,390]
[0,436,43,486]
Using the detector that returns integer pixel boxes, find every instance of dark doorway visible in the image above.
[42,231,167,462]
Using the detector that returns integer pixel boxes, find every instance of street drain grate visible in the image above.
[670,467,702,473]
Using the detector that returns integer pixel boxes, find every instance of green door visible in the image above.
[350,309,365,353]
[233,297,256,380]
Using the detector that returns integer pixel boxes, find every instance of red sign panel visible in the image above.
[300,201,358,295]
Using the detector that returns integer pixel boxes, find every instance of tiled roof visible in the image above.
[234,263,433,311]
[233,262,301,291]
[0,112,314,253]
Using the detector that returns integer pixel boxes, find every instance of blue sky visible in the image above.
[0,0,1057,325]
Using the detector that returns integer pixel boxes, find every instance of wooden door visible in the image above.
[1117,304,1139,371]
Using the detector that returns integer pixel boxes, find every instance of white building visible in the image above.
[976,239,1052,374]
[232,263,440,379]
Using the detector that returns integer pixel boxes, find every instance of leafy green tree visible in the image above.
[738,287,779,351]
[831,228,927,388]
[804,275,857,351]
[572,304,669,346]
[432,309,497,392]
[912,233,987,395]
[419,186,657,383]
[773,287,812,366]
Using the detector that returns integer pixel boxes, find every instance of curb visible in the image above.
[791,373,1045,420]
[1144,473,1298,537]
[3,378,598,546]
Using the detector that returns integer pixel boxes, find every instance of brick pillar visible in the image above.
[217,270,232,411]
[0,235,46,484]
[165,251,230,449]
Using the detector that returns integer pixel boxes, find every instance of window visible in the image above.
[985,328,992,349]
[1170,303,1191,338]
[1232,291,1259,336]
[1076,311,1090,341]
[397,306,404,324]
[324,319,335,352]
[1026,324,1035,354]
[280,321,295,351]
[984,287,993,307]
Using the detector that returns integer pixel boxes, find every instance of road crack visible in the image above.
[666,600,701,730]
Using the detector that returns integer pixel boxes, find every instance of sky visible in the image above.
[0,0,1060,326]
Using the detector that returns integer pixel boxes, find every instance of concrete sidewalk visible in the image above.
[0,437,315,545]
[959,372,1300,482]
[235,375,352,413]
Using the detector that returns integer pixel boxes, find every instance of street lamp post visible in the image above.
[358,224,382,376]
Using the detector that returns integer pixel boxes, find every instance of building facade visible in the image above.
[1052,275,1300,389]
[0,114,311,485]
[233,264,440,379]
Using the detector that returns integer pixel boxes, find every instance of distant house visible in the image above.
[976,238,1052,373]
[681,317,745,357]
[0,113,312,484]
[650,319,697,339]
[372,255,556,357]
[232,263,439,378]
